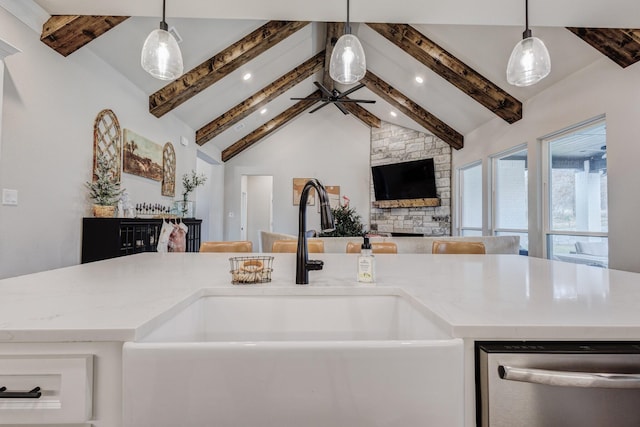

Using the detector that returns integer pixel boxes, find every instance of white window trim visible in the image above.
[489,143,528,237]
[456,160,482,236]
[540,115,607,260]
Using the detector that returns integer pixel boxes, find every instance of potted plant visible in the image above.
[86,155,124,217]
[176,170,207,217]
[319,202,364,237]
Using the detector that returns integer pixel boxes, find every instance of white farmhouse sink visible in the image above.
[123,288,463,427]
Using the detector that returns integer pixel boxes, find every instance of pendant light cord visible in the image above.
[160,0,168,31]
[346,0,351,35]
[522,0,532,39]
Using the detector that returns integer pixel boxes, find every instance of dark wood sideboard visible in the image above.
[81,218,202,263]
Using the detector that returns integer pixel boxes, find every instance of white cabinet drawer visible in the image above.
[0,355,93,424]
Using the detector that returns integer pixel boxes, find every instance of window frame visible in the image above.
[490,144,529,253]
[540,116,608,262]
[456,160,483,236]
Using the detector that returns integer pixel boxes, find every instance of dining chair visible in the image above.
[432,241,486,254]
[199,241,253,253]
[272,239,324,253]
[346,241,398,254]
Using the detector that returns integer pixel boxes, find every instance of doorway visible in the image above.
[241,175,273,251]
[195,151,224,241]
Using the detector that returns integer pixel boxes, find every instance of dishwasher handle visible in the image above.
[499,365,640,389]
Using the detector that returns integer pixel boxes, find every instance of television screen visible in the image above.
[371,158,437,201]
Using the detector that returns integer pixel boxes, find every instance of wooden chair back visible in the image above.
[199,241,253,253]
[432,241,486,254]
[346,241,398,254]
[272,239,324,253]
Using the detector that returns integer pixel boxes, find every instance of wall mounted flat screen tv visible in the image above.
[372,158,437,201]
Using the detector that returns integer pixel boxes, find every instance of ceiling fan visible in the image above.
[291,81,375,114]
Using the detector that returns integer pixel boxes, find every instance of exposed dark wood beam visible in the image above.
[361,71,463,150]
[149,20,310,118]
[40,15,129,57]
[196,51,325,146]
[567,28,640,68]
[221,91,321,162]
[321,22,381,128]
[367,23,522,124]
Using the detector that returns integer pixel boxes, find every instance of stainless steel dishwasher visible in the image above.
[476,342,640,427]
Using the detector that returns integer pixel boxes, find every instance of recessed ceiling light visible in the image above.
[243,73,252,81]
[390,111,398,117]
[415,76,424,84]
[260,108,268,115]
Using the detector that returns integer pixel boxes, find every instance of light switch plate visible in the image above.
[2,189,18,206]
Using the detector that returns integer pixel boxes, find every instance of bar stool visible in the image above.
[272,239,324,253]
[432,241,486,254]
[346,241,398,254]
[199,241,253,253]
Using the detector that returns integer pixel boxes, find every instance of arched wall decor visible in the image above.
[93,109,122,182]
[162,142,176,197]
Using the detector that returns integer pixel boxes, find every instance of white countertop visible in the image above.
[1,252,639,342]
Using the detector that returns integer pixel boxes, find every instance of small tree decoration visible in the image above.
[85,154,124,217]
[181,170,207,203]
[319,198,364,237]
[177,170,207,217]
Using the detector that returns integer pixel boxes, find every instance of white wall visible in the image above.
[223,106,371,240]
[453,57,640,272]
[0,9,198,278]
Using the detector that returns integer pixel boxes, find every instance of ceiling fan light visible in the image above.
[329,34,366,85]
[506,36,550,87]
[141,27,184,81]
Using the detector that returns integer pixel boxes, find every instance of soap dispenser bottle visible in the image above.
[357,236,375,283]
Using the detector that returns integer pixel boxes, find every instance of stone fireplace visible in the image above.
[369,121,452,236]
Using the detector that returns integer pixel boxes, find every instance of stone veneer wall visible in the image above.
[370,121,452,236]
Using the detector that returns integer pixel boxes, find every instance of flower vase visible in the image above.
[174,200,194,218]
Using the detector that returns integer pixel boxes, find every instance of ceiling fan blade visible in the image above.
[308,101,331,114]
[333,99,376,104]
[313,81,334,98]
[290,97,325,101]
[337,83,365,99]
[334,102,350,115]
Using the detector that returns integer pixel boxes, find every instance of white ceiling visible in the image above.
[29,1,635,154]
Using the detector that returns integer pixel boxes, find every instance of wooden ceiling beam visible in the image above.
[323,22,381,128]
[361,71,463,150]
[149,20,310,118]
[40,15,129,57]
[367,22,522,124]
[221,91,321,162]
[567,28,640,68]
[196,51,325,145]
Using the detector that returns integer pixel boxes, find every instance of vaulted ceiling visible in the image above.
[30,1,640,161]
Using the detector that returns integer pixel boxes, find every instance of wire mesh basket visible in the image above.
[229,256,274,284]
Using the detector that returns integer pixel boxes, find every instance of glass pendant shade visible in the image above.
[141,27,183,81]
[506,35,550,87]
[329,34,366,85]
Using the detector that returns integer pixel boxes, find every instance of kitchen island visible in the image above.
[1,252,639,426]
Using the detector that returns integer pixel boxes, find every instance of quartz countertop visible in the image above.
[1,252,639,342]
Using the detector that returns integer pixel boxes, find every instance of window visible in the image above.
[492,145,529,254]
[458,162,482,236]
[542,118,608,267]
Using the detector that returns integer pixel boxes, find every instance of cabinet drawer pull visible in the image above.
[0,386,42,398]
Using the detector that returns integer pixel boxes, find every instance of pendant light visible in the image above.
[329,0,366,85]
[506,0,550,87]
[141,0,183,81]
